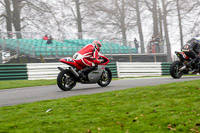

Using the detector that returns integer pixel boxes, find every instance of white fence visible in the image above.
[116,62,162,77]
[26,62,164,80]
[27,63,69,80]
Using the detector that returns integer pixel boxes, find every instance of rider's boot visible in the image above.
[192,58,200,74]
[78,70,87,79]
[83,66,98,73]
[78,65,98,79]
[83,66,98,74]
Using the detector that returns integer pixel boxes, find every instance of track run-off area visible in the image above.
[0,76,200,107]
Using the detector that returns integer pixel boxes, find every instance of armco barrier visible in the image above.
[0,62,172,80]
[107,62,117,78]
[27,63,69,80]
[0,64,28,80]
[27,62,118,80]
[117,62,163,77]
[161,62,172,75]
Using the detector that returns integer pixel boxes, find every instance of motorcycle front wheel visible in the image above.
[170,61,184,79]
[98,67,112,87]
[57,70,77,91]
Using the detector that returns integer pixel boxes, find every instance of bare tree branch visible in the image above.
[66,3,77,20]
[144,0,153,12]
[0,0,5,6]
[25,0,51,13]
[0,13,5,18]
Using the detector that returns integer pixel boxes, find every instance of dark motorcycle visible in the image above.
[170,51,199,79]
[57,53,112,91]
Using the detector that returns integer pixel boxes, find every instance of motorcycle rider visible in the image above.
[73,40,103,79]
[182,36,200,72]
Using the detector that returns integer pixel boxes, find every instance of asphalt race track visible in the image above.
[0,76,200,107]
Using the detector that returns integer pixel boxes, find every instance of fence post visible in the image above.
[3,37,5,52]
[17,39,19,55]
[116,62,120,78]
[32,46,35,57]
[154,55,157,62]
[129,43,132,62]
[56,46,58,58]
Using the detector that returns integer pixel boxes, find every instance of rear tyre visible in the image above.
[57,70,77,91]
[98,67,112,87]
[170,61,184,79]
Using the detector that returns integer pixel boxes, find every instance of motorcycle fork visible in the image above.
[101,70,108,81]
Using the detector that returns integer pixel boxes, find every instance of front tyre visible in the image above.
[170,61,184,79]
[57,70,77,91]
[98,67,112,87]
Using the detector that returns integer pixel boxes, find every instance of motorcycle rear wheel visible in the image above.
[170,61,184,79]
[97,67,112,87]
[57,70,77,91]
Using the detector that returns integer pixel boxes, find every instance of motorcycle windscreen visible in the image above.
[87,65,106,83]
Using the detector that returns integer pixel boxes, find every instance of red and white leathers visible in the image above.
[73,44,101,67]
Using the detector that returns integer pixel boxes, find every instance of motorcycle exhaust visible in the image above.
[69,67,79,77]
[179,65,186,71]
[58,67,79,77]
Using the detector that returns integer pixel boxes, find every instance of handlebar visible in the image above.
[98,55,109,65]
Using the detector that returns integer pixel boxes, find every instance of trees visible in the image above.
[143,0,173,60]
[74,0,83,39]
[175,0,183,48]
[1,0,66,39]
[64,0,84,39]
[86,0,137,46]
[0,0,199,56]
[64,0,99,39]
[4,0,12,38]
[12,0,22,38]
[2,0,26,38]
[128,0,145,53]
[144,0,160,37]
[1,0,30,38]
[135,0,145,53]
[24,0,67,39]
[161,0,172,61]
[181,0,200,36]
[114,0,128,45]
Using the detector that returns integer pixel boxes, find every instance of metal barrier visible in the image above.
[0,64,28,80]
[27,62,118,80]
[161,62,171,75]
[116,62,171,77]
[27,63,68,80]
[0,62,171,81]
[107,62,118,78]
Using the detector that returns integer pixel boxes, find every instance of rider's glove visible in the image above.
[99,59,104,63]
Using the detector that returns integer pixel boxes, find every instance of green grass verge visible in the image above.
[0,80,200,133]
[0,78,119,90]
[0,80,56,90]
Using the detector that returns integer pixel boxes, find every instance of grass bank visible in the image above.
[0,79,57,90]
[0,80,200,132]
[0,78,119,90]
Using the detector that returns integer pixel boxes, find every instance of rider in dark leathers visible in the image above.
[182,36,200,72]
